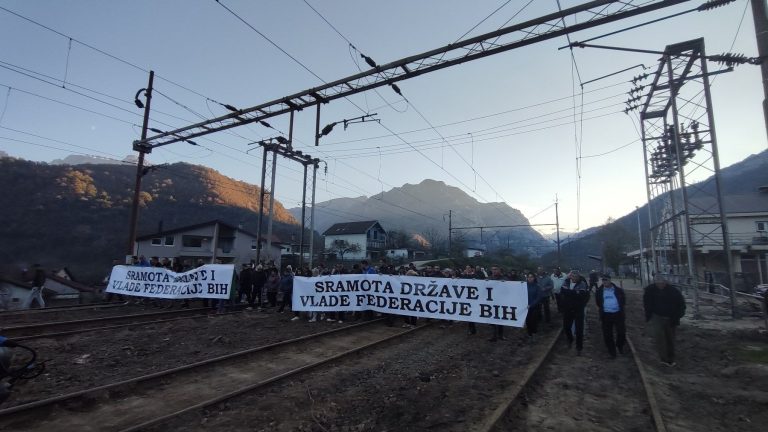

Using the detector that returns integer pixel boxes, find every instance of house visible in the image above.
[463,244,486,258]
[323,221,387,261]
[629,191,768,290]
[0,273,98,310]
[384,248,426,262]
[136,220,283,267]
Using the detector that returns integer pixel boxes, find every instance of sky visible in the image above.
[0,0,765,237]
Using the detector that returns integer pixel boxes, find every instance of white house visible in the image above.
[0,273,97,310]
[464,246,486,258]
[136,220,283,267]
[384,248,426,262]
[629,191,768,289]
[323,221,387,261]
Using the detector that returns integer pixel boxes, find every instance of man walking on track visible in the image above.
[595,274,626,358]
[643,274,686,367]
[560,270,590,355]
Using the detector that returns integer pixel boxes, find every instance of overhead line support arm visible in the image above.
[137,0,693,150]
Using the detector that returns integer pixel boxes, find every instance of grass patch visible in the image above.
[735,345,768,364]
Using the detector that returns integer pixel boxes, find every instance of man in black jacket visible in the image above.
[595,275,626,358]
[643,274,686,366]
[560,270,590,355]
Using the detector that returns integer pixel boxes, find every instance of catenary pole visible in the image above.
[126,70,154,263]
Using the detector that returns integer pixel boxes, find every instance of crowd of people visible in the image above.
[110,256,686,366]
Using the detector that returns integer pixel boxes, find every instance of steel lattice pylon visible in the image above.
[640,38,736,317]
[255,145,278,264]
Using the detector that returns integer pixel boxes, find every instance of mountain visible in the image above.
[0,156,298,283]
[541,149,768,271]
[50,154,139,166]
[291,179,551,254]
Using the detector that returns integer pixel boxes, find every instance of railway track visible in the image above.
[474,319,667,432]
[0,302,127,317]
[0,302,139,326]
[0,319,425,431]
[0,307,225,339]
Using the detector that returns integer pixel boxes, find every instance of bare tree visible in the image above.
[326,239,361,261]
[421,227,447,257]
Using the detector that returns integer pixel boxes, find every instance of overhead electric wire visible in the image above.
[0,82,139,126]
[455,0,516,41]
[0,5,232,106]
[220,1,505,218]
[331,110,622,160]
[320,79,629,146]
[578,138,640,159]
[0,6,401,220]
[0,59,202,125]
[298,0,534,216]
[322,95,626,154]
[555,0,585,232]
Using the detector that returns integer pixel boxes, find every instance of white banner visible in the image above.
[106,264,235,299]
[293,274,530,327]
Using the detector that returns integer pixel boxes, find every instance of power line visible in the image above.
[320,79,629,146]
[0,82,139,126]
[297,2,530,217]
[0,5,230,105]
[0,18,448,229]
[221,2,506,220]
[329,108,623,160]
[455,0,516,41]
[322,95,625,154]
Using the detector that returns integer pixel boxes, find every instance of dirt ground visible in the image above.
[4,282,768,431]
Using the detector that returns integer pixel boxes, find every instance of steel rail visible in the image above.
[474,328,668,431]
[0,307,218,338]
[627,336,668,432]
[0,302,128,317]
[12,310,244,342]
[0,318,385,419]
[472,328,562,432]
[118,323,428,432]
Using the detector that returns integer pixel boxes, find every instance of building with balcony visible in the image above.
[629,191,768,290]
[323,221,387,261]
[136,220,283,267]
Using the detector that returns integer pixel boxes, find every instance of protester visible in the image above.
[265,269,280,307]
[487,265,507,342]
[560,270,590,355]
[588,269,599,291]
[536,266,554,324]
[643,274,686,366]
[22,264,47,309]
[239,263,256,309]
[550,267,567,313]
[525,272,542,342]
[595,274,626,358]
[278,266,300,321]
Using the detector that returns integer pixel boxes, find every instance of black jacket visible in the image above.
[643,283,686,326]
[595,284,626,317]
[559,277,590,310]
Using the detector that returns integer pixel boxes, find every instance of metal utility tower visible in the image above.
[252,137,321,268]
[639,38,736,317]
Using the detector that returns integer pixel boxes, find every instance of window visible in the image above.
[182,236,203,248]
[164,236,175,246]
[151,238,162,246]
[757,221,768,232]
